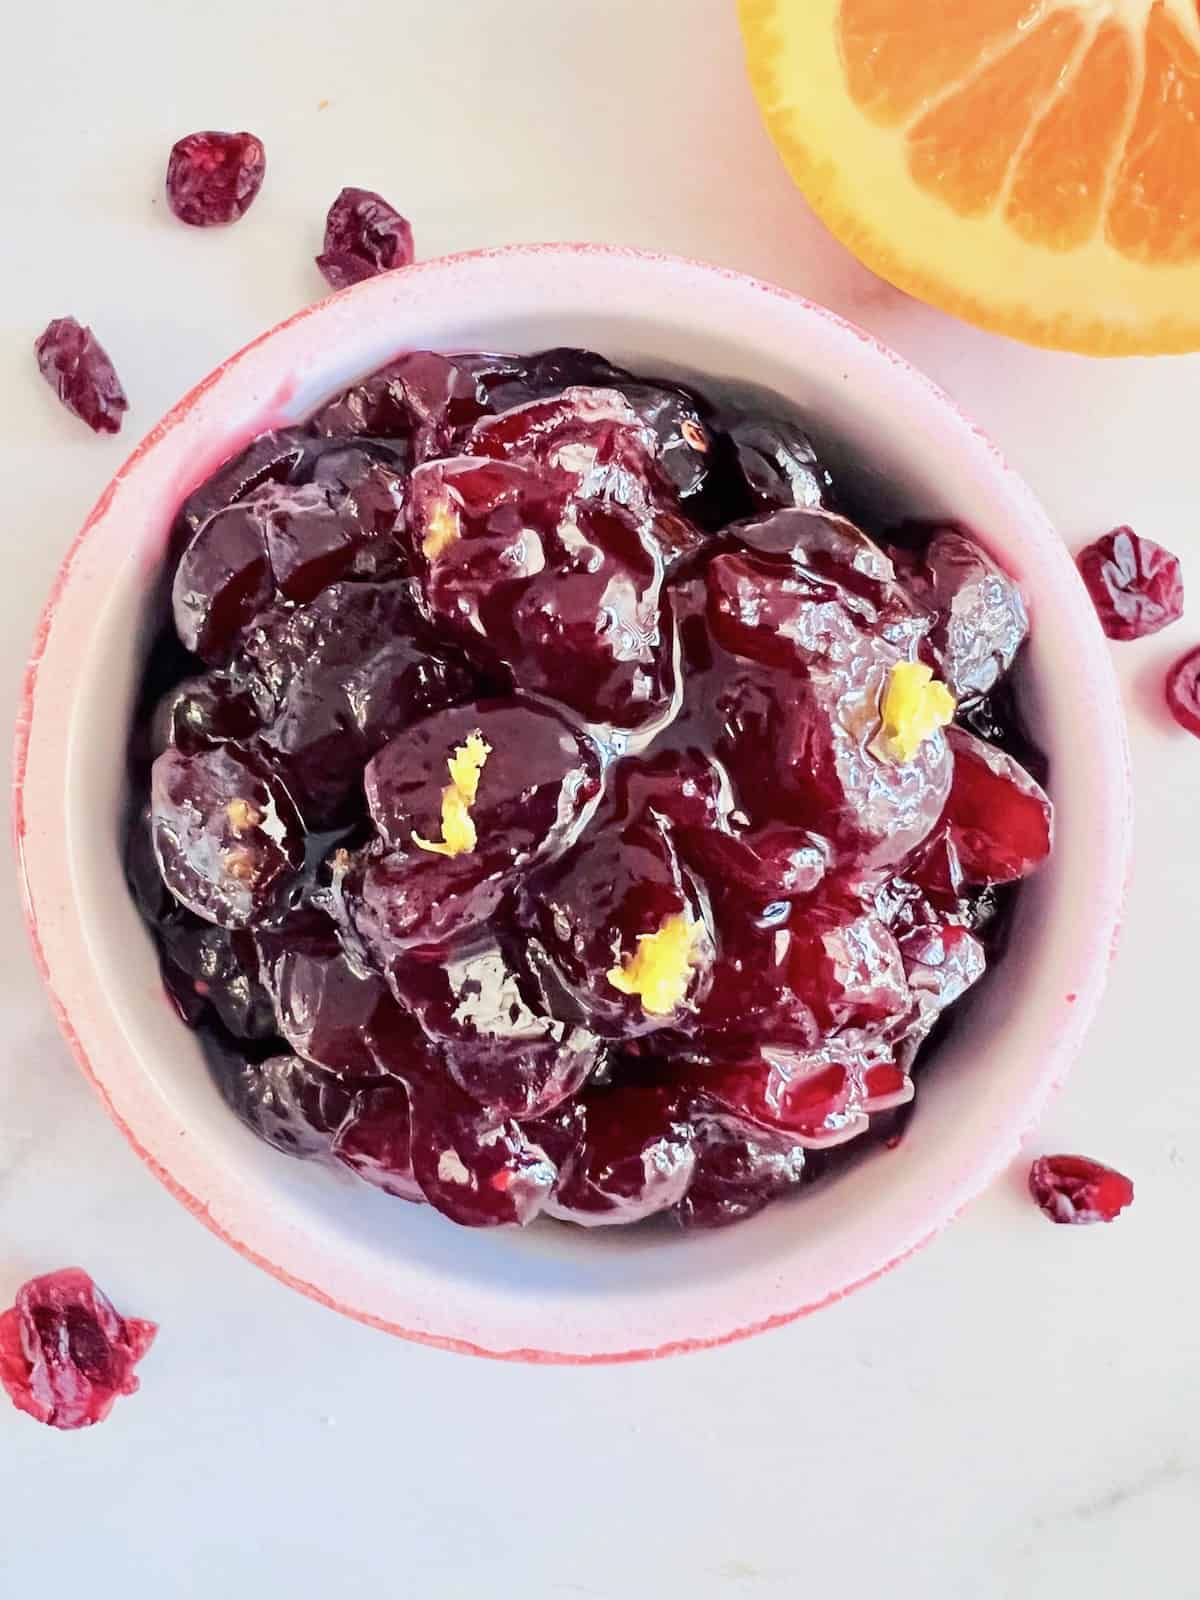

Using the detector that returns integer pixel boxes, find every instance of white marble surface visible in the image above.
[1,1,1197,1593]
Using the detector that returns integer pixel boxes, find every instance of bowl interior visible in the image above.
[25,248,1128,1360]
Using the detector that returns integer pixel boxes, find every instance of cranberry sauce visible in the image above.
[125,348,1051,1231]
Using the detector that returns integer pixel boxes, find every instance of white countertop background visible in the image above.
[2,1,1197,1593]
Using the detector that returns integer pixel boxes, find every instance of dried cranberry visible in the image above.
[1077,527,1183,641]
[1166,645,1200,737]
[34,318,128,435]
[316,187,413,290]
[0,1269,156,1430]
[166,131,266,226]
[1028,1154,1134,1224]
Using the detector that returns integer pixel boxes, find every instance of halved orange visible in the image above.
[738,0,1200,353]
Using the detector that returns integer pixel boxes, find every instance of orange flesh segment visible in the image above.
[1006,21,1137,251]
[1108,7,1200,263]
[905,11,1085,220]
[741,0,1200,351]
[837,0,1038,127]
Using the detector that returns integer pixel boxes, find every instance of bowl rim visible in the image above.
[13,241,1133,1363]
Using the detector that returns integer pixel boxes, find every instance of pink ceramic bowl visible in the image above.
[15,245,1131,1363]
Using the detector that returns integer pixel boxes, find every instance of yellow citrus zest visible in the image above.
[422,497,461,561]
[413,732,492,857]
[607,913,702,1016]
[874,661,955,764]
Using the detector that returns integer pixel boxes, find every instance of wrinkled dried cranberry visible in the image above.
[316,187,414,289]
[34,318,128,435]
[1166,645,1200,737]
[166,131,266,226]
[1077,527,1183,641]
[0,1269,156,1430]
[1028,1154,1134,1224]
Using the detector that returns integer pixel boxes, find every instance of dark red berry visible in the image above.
[316,187,414,290]
[333,1084,422,1201]
[34,318,128,435]
[547,1086,698,1225]
[0,1269,156,1430]
[1166,645,1200,736]
[676,1114,807,1229]
[1077,527,1183,641]
[166,131,266,226]
[236,582,478,827]
[725,416,832,513]
[151,744,305,927]
[1028,1154,1134,1225]
[213,1048,359,1161]
[893,525,1028,699]
[944,728,1052,884]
